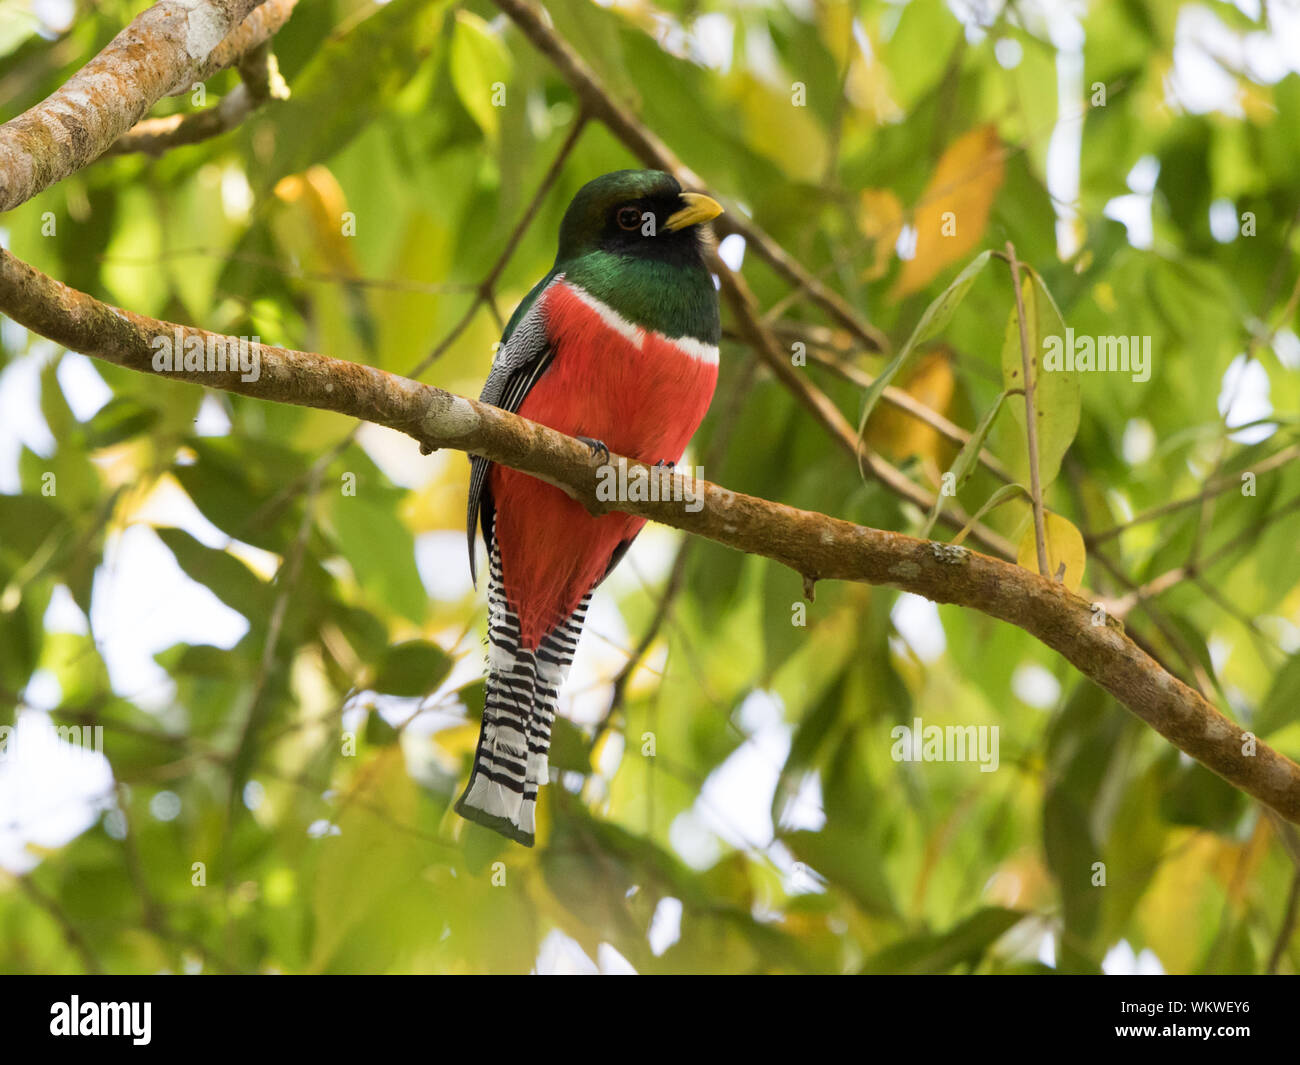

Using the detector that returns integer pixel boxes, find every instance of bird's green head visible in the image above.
[554,169,723,268]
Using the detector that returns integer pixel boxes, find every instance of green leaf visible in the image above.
[950,482,1029,546]
[1159,758,1247,832]
[859,907,1026,974]
[449,11,511,143]
[1043,682,1137,950]
[173,437,306,553]
[772,674,845,826]
[548,716,590,774]
[83,397,160,449]
[155,527,271,622]
[326,493,426,625]
[1256,652,1300,736]
[908,251,996,351]
[859,250,993,439]
[259,0,444,194]
[920,389,1009,537]
[309,749,438,972]
[372,640,452,697]
[0,587,43,694]
[364,711,400,746]
[999,272,1080,489]
[0,494,66,566]
[785,826,898,919]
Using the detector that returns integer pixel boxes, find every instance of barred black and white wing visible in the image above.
[465,276,559,587]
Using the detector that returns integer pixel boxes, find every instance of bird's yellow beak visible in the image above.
[665,192,724,231]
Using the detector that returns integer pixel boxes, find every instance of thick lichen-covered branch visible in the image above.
[0,0,295,211]
[1,245,1296,827]
[103,38,292,157]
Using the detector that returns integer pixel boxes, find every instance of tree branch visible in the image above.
[102,37,292,157]
[718,261,1015,558]
[2,244,1298,826]
[0,0,293,211]
[174,0,297,92]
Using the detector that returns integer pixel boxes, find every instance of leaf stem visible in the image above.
[1006,241,1049,578]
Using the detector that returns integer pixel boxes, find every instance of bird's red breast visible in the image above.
[490,279,719,647]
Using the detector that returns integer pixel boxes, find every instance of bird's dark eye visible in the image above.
[616,205,642,231]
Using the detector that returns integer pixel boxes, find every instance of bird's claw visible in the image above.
[578,437,611,465]
[653,459,674,469]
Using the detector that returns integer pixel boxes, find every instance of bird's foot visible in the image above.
[652,459,674,469]
[577,437,611,465]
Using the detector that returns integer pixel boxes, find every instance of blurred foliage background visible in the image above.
[1,0,1298,974]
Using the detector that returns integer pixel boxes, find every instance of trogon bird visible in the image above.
[457,170,723,845]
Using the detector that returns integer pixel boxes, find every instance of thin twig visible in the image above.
[406,112,589,380]
[718,261,1016,559]
[1087,442,1300,545]
[1267,868,1300,974]
[15,874,103,974]
[103,37,292,157]
[1006,242,1049,577]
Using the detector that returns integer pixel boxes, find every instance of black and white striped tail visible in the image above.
[454,538,590,846]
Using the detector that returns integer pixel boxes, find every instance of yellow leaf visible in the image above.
[1136,833,1221,974]
[1240,79,1274,124]
[733,73,828,181]
[401,451,473,533]
[862,346,954,467]
[588,731,612,777]
[858,187,903,281]
[892,124,1005,299]
[604,0,666,38]
[845,23,902,123]
[816,0,855,69]
[1017,511,1086,592]
[272,166,359,275]
[434,722,481,762]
